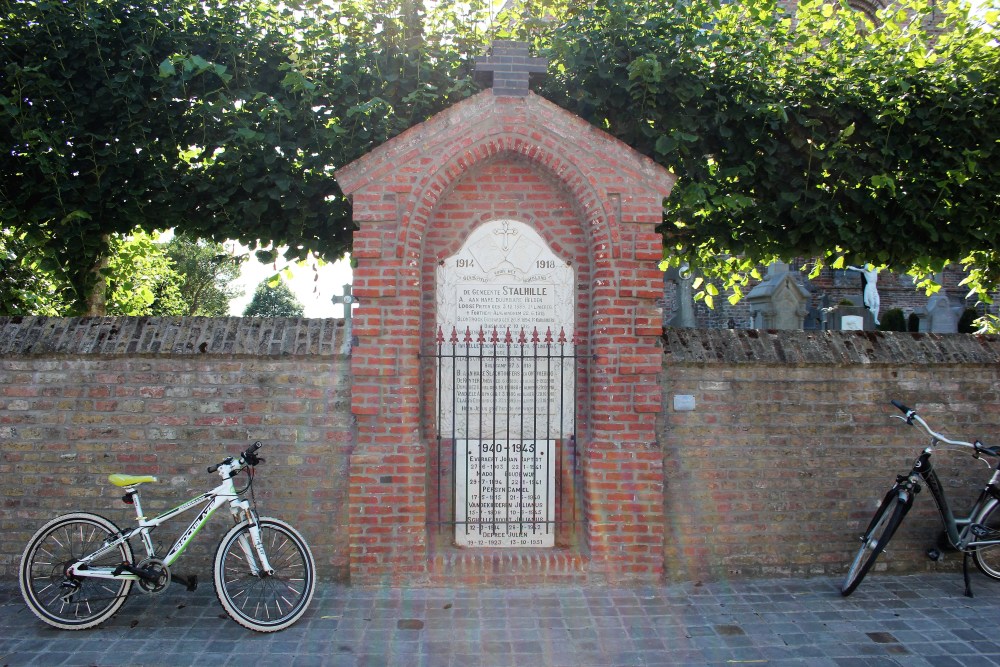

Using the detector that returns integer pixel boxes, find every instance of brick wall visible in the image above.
[660,329,1000,581]
[337,88,675,584]
[0,317,353,581]
[3,318,999,586]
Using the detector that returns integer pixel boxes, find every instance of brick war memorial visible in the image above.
[3,42,1000,587]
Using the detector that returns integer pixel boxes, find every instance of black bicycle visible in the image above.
[842,400,1000,597]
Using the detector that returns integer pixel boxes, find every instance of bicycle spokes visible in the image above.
[213,518,315,632]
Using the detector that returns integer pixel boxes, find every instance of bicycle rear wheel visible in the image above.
[19,512,134,630]
[841,490,910,596]
[213,517,315,632]
[972,500,1000,580]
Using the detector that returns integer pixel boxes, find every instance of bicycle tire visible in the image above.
[972,500,1000,580]
[19,512,134,630]
[213,517,316,632]
[841,491,910,596]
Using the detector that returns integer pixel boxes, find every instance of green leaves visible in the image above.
[3,0,999,316]
[543,0,1000,299]
[158,58,175,78]
[2,0,486,312]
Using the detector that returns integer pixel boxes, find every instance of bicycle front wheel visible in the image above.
[213,517,315,632]
[972,500,1000,580]
[841,490,910,596]
[19,512,134,630]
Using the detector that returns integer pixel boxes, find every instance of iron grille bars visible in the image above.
[430,325,580,545]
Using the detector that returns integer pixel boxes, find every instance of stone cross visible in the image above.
[664,263,696,328]
[473,40,548,97]
[332,284,357,354]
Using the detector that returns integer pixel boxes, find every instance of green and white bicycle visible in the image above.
[19,442,315,632]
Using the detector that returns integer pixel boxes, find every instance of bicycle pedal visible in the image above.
[971,524,995,538]
[927,548,942,562]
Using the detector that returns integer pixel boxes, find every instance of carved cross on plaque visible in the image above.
[493,220,518,251]
[473,40,548,97]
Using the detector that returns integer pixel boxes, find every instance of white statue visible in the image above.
[847,264,880,325]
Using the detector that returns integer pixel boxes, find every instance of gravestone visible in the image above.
[746,262,809,330]
[921,292,960,333]
[829,303,876,331]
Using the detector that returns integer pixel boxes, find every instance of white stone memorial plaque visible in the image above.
[841,315,864,331]
[438,220,574,548]
[455,439,555,548]
[437,219,575,440]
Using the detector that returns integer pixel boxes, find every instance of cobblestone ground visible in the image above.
[2,573,999,666]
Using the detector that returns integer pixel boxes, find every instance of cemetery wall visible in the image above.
[660,328,1000,582]
[4,317,1000,586]
[0,317,353,581]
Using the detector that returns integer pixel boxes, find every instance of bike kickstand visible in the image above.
[963,552,974,598]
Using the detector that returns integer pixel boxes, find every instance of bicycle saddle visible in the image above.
[108,474,158,487]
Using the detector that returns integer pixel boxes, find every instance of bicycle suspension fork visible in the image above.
[230,500,276,576]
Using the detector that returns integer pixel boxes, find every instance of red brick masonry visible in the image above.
[336,89,675,584]
[2,319,999,584]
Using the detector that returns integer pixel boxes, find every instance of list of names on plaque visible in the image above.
[455,439,555,548]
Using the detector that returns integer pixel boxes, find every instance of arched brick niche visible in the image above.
[336,89,674,585]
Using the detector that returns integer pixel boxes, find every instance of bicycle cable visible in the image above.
[244,463,260,514]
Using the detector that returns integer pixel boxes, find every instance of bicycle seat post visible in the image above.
[124,486,148,523]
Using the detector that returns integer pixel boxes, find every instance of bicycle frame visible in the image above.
[900,444,1000,553]
[66,460,274,582]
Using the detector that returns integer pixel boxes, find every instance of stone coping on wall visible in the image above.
[662,328,1000,365]
[0,316,347,357]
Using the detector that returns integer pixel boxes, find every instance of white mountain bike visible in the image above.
[19,442,315,632]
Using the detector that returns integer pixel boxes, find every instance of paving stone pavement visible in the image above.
[1,573,999,667]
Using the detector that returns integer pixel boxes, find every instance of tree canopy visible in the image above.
[2,0,998,313]
[1,0,479,313]
[163,234,243,316]
[541,0,1000,304]
[242,279,304,317]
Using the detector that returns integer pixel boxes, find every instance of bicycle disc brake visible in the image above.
[136,558,171,594]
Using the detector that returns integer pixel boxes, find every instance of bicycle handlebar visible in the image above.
[207,442,264,474]
[890,400,999,457]
[890,399,911,414]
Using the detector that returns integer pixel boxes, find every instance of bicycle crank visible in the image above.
[136,558,170,594]
[112,558,171,594]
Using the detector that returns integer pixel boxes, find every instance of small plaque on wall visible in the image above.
[673,394,696,411]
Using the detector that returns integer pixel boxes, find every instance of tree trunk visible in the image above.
[83,235,111,316]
